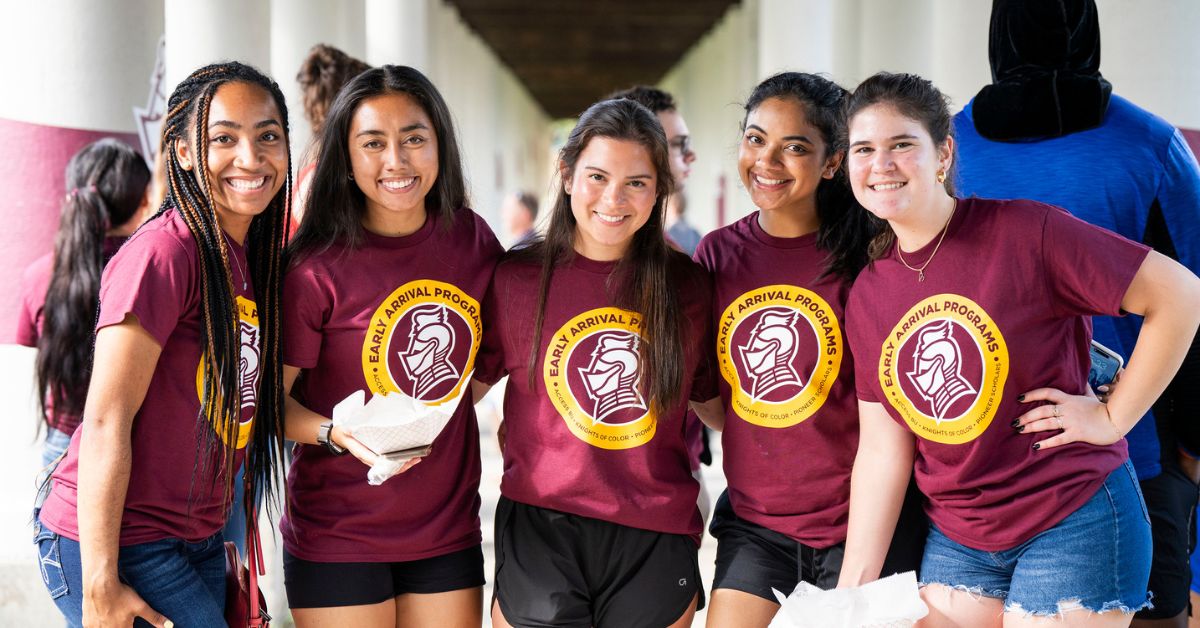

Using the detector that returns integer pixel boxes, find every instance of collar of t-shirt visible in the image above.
[748,212,818,250]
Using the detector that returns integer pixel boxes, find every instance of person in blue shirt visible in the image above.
[954,1,1200,625]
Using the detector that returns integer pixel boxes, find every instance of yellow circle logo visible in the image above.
[543,307,655,449]
[878,294,1009,444]
[717,285,843,428]
[360,280,481,405]
[195,295,259,449]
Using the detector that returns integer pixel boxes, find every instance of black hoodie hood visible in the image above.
[972,0,1112,141]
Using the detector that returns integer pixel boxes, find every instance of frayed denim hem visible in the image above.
[1002,591,1154,618]
[919,580,1008,601]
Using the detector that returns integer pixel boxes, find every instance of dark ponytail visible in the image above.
[158,61,290,517]
[37,139,149,429]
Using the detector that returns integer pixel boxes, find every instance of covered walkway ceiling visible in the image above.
[447,0,739,119]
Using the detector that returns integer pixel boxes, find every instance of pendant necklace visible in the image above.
[896,199,957,282]
[224,232,248,291]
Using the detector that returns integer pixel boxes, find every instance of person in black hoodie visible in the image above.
[953,2,1200,626]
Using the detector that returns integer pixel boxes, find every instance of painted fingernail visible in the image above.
[1018,426,1025,433]
[1010,420,1020,428]
[1017,394,1026,402]
[1032,443,1040,451]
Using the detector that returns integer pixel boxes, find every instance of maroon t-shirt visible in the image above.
[16,237,128,434]
[695,213,857,547]
[281,209,502,562]
[846,198,1149,551]
[41,209,259,544]
[475,251,716,539]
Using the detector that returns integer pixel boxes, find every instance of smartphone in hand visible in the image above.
[1088,340,1124,392]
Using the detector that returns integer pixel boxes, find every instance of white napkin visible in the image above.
[768,571,928,628]
[331,385,465,485]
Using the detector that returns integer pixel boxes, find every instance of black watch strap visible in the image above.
[317,421,348,456]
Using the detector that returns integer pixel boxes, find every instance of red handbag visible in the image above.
[224,494,270,627]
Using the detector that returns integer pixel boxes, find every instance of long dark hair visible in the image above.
[37,139,149,430]
[290,65,467,262]
[743,72,875,279]
[845,72,958,259]
[514,98,684,415]
[158,61,290,514]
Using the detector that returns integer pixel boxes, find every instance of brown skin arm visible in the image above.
[77,315,171,628]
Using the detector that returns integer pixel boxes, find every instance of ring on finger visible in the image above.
[1052,404,1061,418]
[1056,417,1063,430]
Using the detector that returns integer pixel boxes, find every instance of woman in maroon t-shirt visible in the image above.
[281,65,502,627]
[694,72,924,628]
[36,62,290,627]
[837,72,1200,626]
[17,139,150,469]
[473,98,714,628]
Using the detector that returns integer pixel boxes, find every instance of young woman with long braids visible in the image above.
[280,65,501,627]
[693,72,924,628]
[473,98,714,628]
[17,139,151,468]
[35,61,290,627]
[837,72,1200,626]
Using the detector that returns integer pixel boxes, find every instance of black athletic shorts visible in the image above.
[711,479,927,603]
[1136,465,1200,619]
[493,496,703,628]
[282,544,485,608]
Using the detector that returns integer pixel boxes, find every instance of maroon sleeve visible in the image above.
[281,260,330,369]
[845,287,879,403]
[1040,206,1151,319]
[95,231,194,347]
[14,268,42,347]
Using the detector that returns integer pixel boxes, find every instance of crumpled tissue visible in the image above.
[331,385,464,485]
[768,571,928,628]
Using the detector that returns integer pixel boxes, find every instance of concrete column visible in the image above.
[270,0,366,164]
[365,0,430,71]
[164,0,271,90]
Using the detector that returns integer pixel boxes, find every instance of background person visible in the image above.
[16,138,151,470]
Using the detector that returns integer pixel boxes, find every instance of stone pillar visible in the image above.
[164,0,271,90]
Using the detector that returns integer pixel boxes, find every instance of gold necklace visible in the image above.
[223,231,248,290]
[896,200,957,282]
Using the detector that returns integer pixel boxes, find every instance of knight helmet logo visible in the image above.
[398,305,460,400]
[238,320,260,412]
[905,320,977,421]
[737,308,803,402]
[579,331,647,423]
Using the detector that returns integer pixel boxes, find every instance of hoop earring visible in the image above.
[348,172,355,181]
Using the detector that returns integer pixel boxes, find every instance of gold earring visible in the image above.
[936,170,946,184]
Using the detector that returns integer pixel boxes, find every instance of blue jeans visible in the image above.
[920,460,1152,616]
[35,515,226,627]
[34,428,72,509]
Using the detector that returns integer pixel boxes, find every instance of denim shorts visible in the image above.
[35,515,226,628]
[920,460,1152,616]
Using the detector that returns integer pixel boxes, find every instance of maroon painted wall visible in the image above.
[0,118,140,342]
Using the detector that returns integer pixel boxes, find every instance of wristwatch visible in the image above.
[316,421,348,456]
